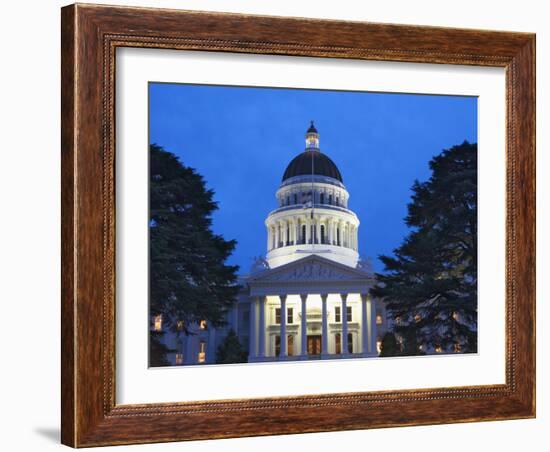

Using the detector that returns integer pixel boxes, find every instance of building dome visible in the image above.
[265,122,359,269]
[282,151,343,183]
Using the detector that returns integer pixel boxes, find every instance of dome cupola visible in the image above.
[305,120,320,149]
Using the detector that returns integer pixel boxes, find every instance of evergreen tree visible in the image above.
[379,332,400,357]
[149,144,240,365]
[216,329,248,364]
[372,142,477,354]
[149,330,173,367]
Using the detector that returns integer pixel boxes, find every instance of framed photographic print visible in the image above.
[61,3,535,447]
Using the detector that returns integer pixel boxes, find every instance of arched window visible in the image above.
[320,225,326,244]
[320,193,324,204]
[328,194,332,205]
[286,196,290,205]
[335,197,339,206]
[293,193,298,204]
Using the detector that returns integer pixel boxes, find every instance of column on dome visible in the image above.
[258,296,266,358]
[316,216,321,245]
[300,294,308,357]
[305,216,311,244]
[280,295,288,358]
[288,219,293,245]
[321,293,328,355]
[274,223,279,248]
[283,219,288,246]
[267,225,271,251]
[342,293,349,355]
[328,219,333,245]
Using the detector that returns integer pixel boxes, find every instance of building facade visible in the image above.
[155,123,387,366]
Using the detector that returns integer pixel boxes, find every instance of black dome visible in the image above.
[282,150,343,182]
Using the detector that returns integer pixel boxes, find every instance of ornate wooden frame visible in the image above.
[61,3,536,447]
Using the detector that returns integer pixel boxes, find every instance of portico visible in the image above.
[247,255,377,362]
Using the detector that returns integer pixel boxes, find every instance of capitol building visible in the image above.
[157,123,388,365]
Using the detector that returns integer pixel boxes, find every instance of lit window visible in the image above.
[199,319,207,330]
[376,339,382,354]
[376,314,383,325]
[176,320,184,331]
[346,306,352,322]
[287,307,293,324]
[452,311,460,321]
[335,333,341,354]
[334,306,341,323]
[198,341,206,363]
[153,314,162,332]
[418,344,424,352]
[435,345,442,353]
[395,316,402,325]
[175,353,184,365]
[414,314,422,323]
[275,308,281,324]
[454,343,462,353]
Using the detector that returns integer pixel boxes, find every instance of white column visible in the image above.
[321,293,328,355]
[369,296,377,355]
[361,293,369,354]
[300,294,308,357]
[258,296,266,358]
[295,220,300,245]
[248,297,258,359]
[280,295,287,358]
[267,226,272,251]
[316,216,321,244]
[342,294,349,355]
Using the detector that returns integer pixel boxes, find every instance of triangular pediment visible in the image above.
[248,255,372,283]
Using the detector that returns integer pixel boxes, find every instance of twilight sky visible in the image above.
[149,82,477,274]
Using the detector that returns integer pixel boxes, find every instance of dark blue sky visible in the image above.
[149,83,477,274]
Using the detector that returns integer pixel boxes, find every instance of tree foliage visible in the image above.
[372,142,478,354]
[149,144,240,364]
[216,329,248,364]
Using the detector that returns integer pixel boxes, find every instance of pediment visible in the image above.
[248,255,371,283]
